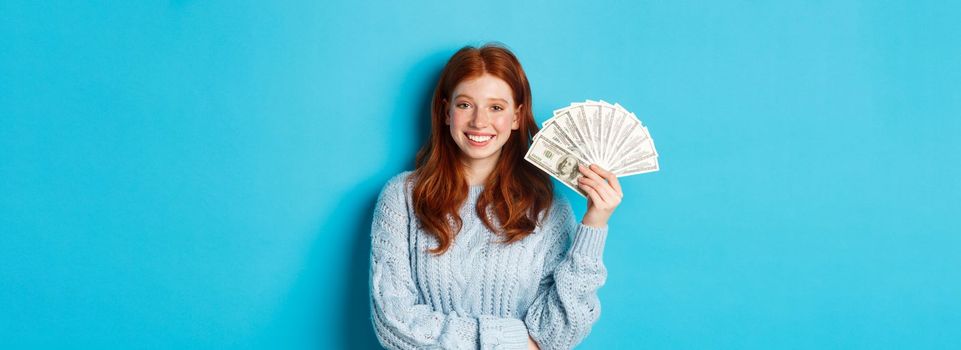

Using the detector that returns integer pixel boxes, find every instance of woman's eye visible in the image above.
[491,105,504,111]
[456,103,471,109]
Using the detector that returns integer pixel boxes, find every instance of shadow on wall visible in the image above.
[333,49,450,349]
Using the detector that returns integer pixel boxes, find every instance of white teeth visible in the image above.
[466,134,493,142]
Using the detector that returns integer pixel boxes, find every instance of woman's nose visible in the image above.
[469,110,490,128]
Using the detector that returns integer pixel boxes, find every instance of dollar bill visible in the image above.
[532,99,660,186]
[604,103,630,166]
[547,111,592,163]
[536,121,591,164]
[614,158,659,176]
[524,136,587,197]
[598,102,616,168]
[581,103,602,164]
[606,113,647,166]
[611,128,656,168]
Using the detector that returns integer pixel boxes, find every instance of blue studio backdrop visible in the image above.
[2,1,959,349]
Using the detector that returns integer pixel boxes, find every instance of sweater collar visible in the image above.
[468,184,484,198]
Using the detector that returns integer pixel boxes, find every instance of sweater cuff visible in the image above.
[478,315,529,350]
[438,313,479,349]
[570,223,608,258]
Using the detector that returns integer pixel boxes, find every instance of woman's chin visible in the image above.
[458,148,501,163]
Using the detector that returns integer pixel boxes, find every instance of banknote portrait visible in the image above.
[557,154,580,181]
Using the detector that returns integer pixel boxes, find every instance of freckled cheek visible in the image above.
[450,110,472,127]
[491,115,514,132]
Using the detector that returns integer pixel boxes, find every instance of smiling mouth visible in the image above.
[465,133,494,143]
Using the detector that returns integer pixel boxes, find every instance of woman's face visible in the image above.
[446,73,521,165]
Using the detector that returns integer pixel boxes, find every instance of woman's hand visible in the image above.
[527,334,540,350]
[577,164,623,228]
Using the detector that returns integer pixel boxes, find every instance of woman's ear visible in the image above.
[511,104,522,129]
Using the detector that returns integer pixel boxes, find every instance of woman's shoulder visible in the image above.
[376,170,416,206]
[384,170,415,189]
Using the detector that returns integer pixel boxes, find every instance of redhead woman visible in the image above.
[369,43,623,350]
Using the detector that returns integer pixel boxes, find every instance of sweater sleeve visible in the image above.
[369,174,531,350]
[524,200,608,350]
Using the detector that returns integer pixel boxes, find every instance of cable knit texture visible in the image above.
[369,171,608,350]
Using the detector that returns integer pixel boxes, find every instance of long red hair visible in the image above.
[412,43,554,256]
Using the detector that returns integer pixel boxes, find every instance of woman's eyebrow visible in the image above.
[453,94,510,104]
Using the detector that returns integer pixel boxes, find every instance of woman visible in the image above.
[369,43,623,350]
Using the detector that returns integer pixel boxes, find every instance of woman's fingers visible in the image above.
[577,164,623,227]
[591,164,622,196]
[579,164,621,198]
[579,180,604,206]
[578,177,614,204]
[578,164,605,184]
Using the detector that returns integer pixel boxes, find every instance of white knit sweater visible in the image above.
[369,171,608,349]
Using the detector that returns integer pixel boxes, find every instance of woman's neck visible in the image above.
[461,153,500,186]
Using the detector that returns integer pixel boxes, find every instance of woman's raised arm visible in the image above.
[523,200,609,350]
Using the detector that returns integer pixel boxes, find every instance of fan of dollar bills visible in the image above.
[524,100,659,197]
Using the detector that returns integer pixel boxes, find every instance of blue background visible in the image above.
[2,1,959,349]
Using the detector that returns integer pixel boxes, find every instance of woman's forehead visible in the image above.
[451,74,514,103]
